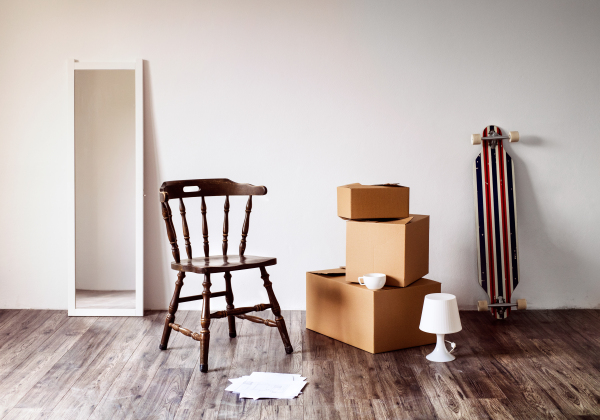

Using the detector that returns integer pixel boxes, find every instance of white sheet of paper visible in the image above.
[226,372,307,400]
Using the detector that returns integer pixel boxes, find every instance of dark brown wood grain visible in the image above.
[211,304,272,319]
[171,255,277,275]
[179,198,192,259]
[223,195,230,255]
[260,267,293,355]
[199,273,211,373]
[225,271,236,338]
[160,178,267,199]
[201,196,209,257]
[160,271,185,351]
[161,198,181,263]
[158,179,290,374]
[239,195,252,257]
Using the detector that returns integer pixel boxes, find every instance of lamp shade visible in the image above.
[419,293,462,334]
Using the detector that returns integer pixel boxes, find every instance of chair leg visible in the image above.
[199,273,212,372]
[260,267,293,354]
[224,272,236,338]
[160,271,185,350]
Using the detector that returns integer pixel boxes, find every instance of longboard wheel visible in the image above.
[509,131,519,142]
[477,300,488,312]
[517,299,527,310]
[471,134,482,145]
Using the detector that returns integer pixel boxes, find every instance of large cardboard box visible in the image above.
[306,269,439,353]
[337,183,409,220]
[346,214,429,288]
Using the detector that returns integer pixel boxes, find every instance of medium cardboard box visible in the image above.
[346,214,429,288]
[337,183,409,220]
[306,269,439,353]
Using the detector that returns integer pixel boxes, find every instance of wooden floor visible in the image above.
[0,310,599,419]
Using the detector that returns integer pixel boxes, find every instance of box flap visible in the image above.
[381,216,414,225]
[350,216,414,225]
[339,183,361,189]
[339,183,406,190]
[373,183,406,188]
[307,268,346,276]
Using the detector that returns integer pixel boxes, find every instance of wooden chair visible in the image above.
[158,178,293,372]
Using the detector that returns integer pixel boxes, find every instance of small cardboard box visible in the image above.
[337,183,409,220]
[306,269,439,353]
[346,214,429,288]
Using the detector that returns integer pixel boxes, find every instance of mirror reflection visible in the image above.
[75,69,136,309]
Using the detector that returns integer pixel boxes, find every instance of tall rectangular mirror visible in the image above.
[68,60,144,316]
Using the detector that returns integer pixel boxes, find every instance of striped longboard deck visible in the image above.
[473,125,520,319]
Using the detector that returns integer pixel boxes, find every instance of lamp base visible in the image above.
[426,334,455,362]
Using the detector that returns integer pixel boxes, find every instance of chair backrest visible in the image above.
[159,179,267,263]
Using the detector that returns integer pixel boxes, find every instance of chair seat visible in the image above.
[171,255,277,274]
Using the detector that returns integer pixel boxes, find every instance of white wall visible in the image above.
[1,0,599,310]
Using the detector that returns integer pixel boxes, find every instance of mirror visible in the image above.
[68,60,144,316]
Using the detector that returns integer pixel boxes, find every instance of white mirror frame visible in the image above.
[67,59,144,316]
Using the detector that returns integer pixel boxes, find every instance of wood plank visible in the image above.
[13,317,125,411]
[0,311,56,355]
[174,318,240,420]
[531,338,600,404]
[480,356,567,419]
[132,368,194,420]
[0,310,21,332]
[303,404,344,420]
[35,317,98,354]
[479,398,517,420]
[45,314,157,420]
[1,408,47,420]
[333,340,379,400]
[341,399,376,420]
[163,311,203,369]
[504,352,600,416]
[411,362,488,419]
[88,314,189,420]
[216,311,273,419]
[370,352,436,418]
[302,361,335,406]
[0,312,66,372]
[45,347,134,420]
[266,310,302,375]
[488,320,600,416]
[145,310,170,336]
[265,310,303,410]
[302,360,346,419]
[0,309,598,419]
[106,310,160,352]
[302,329,336,362]
[260,405,302,420]
[446,342,506,399]
[0,317,96,419]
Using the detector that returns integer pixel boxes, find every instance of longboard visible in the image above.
[472,125,526,319]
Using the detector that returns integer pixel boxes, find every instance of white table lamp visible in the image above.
[419,293,462,362]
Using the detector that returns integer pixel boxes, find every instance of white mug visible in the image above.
[358,273,386,290]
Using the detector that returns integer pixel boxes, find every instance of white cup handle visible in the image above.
[358,277,365,285]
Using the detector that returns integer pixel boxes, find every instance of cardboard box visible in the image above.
[306,269,439,353]
[346,214,429,288]
[337,183,409,220]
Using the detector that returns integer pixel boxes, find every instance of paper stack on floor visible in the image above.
[226,372,307,400]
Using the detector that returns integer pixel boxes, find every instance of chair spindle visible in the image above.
[223,195,229,255]
[201,196,209,257]
[179,198,192,259]
[239,195,252,256]
[161,194,180,263]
